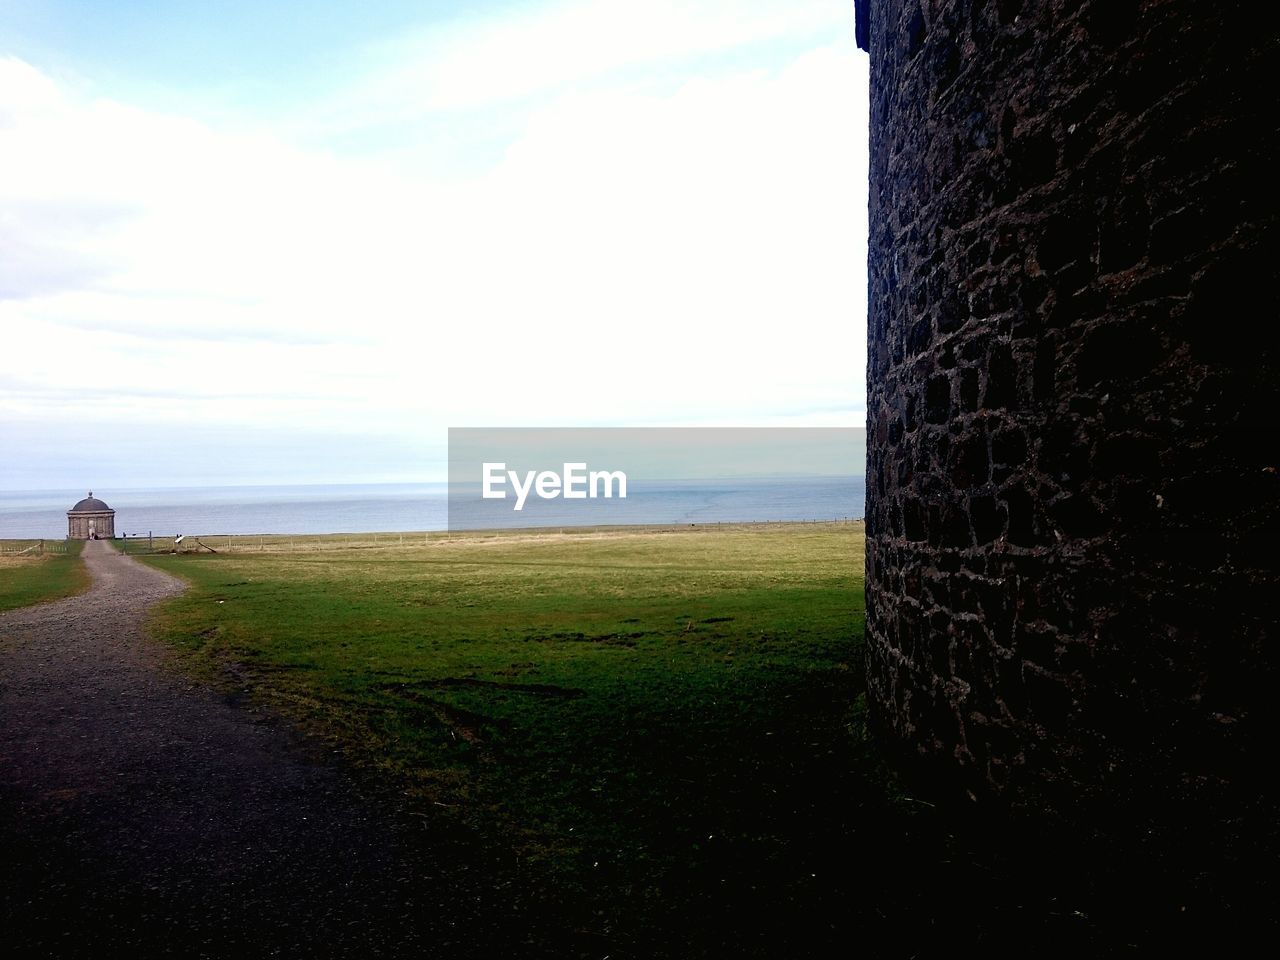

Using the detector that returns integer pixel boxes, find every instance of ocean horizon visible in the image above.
[0,477,866,539]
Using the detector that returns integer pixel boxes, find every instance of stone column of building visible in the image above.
[862,0,1277,835]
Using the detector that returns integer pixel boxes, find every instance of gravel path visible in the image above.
[0,541,562,959]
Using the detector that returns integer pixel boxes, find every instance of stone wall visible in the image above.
[864,0,1278,828]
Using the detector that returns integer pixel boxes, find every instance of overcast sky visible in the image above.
[0,0,868,489]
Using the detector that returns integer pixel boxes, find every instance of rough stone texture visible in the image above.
[864,0,1280,838]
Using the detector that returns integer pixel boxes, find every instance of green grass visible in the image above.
[136,523,919,955]
[0,540,87,612]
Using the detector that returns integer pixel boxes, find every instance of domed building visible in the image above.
[67,492,115,540]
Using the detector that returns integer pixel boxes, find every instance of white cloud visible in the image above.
[328,0,852,118]
[0,20,867,484]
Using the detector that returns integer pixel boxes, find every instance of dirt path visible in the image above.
[0,540,558,959]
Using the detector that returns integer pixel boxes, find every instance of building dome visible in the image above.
[70,493,111,513]
[67,491,115,540]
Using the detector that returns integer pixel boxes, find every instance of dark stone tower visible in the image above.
[863,0,1278,840]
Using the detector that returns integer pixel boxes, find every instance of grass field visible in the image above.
[0,540,87,612]
[128,522,1130,955]
[132,522,946,954]
[0,525,1242,953]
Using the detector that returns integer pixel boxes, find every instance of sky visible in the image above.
[0,0,869,488]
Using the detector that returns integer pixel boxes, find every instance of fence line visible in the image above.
[115,520,863,556]
[119,531,438,555]
[0,539,71,556]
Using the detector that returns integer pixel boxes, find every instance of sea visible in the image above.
[0,477,866,540]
